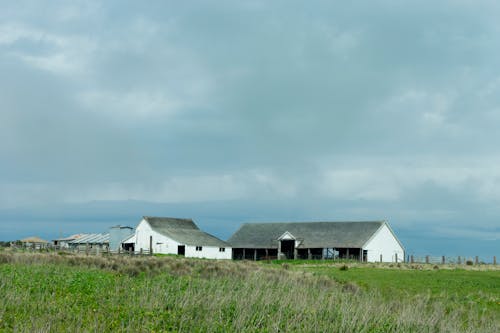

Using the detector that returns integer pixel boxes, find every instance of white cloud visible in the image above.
[0,23,97,76]
[78,90,184,118]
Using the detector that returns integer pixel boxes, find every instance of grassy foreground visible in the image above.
[0,252,498,332]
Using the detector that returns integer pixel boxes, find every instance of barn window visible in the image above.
[196,246,202,251]
[219,247,225,252]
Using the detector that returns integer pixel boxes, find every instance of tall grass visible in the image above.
[0,252,498,332]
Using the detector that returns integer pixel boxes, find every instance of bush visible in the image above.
[466,260,474,266]
[339,264,349,271]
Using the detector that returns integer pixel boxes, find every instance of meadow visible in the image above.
[0,251,498,332]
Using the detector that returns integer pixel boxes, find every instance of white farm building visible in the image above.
[228,221,404,262]
[123,216,231,259]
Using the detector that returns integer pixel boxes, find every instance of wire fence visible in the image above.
[408,255,497,265]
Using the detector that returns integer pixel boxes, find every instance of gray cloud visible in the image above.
[1,1,499,255]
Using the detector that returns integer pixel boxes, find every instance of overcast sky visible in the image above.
[1,1,499,257]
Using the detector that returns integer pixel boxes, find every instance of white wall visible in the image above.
[185,245,232,259]
[135,219,180,255]
[364,223,404,262]
[134,219,232,259]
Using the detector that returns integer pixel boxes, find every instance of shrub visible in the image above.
[466,260,474,266]
[339,264,349,271]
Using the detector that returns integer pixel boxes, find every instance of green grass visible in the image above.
[0,252,498,332]
[285,264,500,314]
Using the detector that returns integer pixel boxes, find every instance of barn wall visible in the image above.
[135,219,180,254]
[364,224,404,262]
[134,219,231,258]
[185,245,232,259]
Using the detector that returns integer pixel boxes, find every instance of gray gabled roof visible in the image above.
[228,221,385,249]
[143,216,229,248]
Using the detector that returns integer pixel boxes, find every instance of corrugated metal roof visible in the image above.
[68,233,110,244]
[228,221,385,249]
[144,216,229,247]
[53,234,84,241]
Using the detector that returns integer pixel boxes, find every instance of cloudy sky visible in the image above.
[1,1,499,257]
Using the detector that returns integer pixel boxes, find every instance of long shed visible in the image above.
[228,221,404,262]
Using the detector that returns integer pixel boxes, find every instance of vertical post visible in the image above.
[85,243,89,256]
[425,255,429,264]
[242,248,246,260]
[140,248,143,255]
[149,236,153,256]
[380,254,383,263]
[308,248,312,260]
[277,241,281,258]
[458,256,461,265]
[395,253,398,263]
[475,256,479,265]
[442,256,445,265]
[254,249,257,261]
[265,248,269,260]
[129,247,132,256]
[346,248,350,260]
[359,249,363,262]
[118,247,121,255]
[494,256,497,265]
[410,255,414,263]
[293,247,297,260]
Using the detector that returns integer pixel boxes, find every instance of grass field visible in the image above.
[0,252,498,332]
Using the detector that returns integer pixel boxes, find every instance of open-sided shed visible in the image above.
[228,221,404,262]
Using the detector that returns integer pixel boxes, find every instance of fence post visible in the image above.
[395,253,398,263]
[425,255,429,264]
[410,255,414,263]
[442,256,445,265]
[380,254,383,263]
[475,256,479,265]
[494,256,497,265]
[458,256,461,265]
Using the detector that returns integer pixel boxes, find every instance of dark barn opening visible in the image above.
[280,240,295,259]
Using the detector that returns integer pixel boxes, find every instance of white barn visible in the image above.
[228,221,404,262]
[125,216,231,259]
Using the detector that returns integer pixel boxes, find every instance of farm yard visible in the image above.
[0,251,498,332]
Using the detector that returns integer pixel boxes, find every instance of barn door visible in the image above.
[280,240,295,259]
[177,245,185,256]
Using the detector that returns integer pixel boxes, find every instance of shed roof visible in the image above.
[143,216,229,247]
[68,233,110,245]
[20,236,48,243]
[228,221,385,249]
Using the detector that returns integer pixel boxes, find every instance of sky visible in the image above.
[1,1,499,258]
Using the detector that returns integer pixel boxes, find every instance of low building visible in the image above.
[53,234,83,249]
[228,221,404,262]
[20,236,49,249]
[130,216,231,259]
[67,233,110,250]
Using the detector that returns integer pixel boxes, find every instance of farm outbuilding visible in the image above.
[228,221,404,262]
[66,233,110,251]
[109,225,134,251]
[129,216,231,259]
[20,236,49,249]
